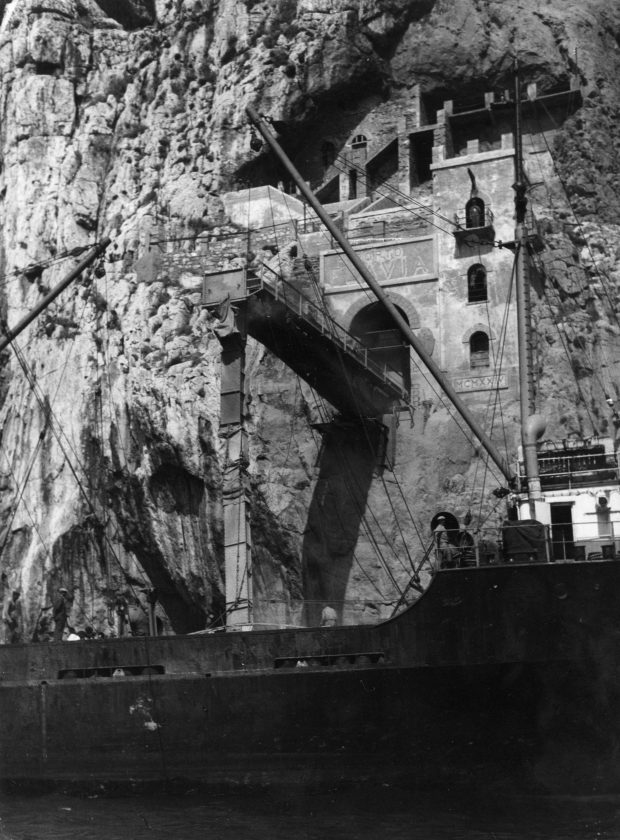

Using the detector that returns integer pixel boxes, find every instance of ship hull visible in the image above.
[2,561,620,793]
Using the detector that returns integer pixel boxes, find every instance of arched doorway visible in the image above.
[349,302,411,395]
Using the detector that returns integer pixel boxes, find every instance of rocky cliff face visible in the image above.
[0,0,619,637]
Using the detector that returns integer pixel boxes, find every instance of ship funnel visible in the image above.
[521,414,546,508]
[524,413,547,445]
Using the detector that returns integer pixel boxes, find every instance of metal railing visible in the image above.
[294,213,344,238]
[247,267,408,398]
[425,520,620,570]
[454,207,495,231]
[526,452,619,490]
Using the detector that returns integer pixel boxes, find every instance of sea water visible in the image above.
[0,788,618,840]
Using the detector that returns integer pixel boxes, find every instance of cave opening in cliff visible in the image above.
[94,0,156,28]
[349,302,411,395]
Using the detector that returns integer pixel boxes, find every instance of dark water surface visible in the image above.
[0,788,618,840]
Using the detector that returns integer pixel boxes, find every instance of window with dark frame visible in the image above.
[467,264,487,303]
[469,331,490,368]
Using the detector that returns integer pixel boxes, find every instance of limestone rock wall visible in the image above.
[0,0,618,635]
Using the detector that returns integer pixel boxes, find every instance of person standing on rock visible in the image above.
[2,590,22,643]
[52,587,72,642]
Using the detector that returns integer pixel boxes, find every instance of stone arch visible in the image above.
[461,323,495,343]
[469,330,490,368]
[342,292,420,333]
[343,294,424,398]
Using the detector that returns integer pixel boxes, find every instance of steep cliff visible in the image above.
[0,0,618,636]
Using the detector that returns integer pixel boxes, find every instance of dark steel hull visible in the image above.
[2,561,620,792]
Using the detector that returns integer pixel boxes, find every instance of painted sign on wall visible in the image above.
[322,237,435,289]
[454,373,508,393]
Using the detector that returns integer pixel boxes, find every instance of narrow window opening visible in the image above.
[469,331,489,368]
[465,196,485,228]
[467,264,487,303]
[348,169,358,199]
[409,130,433,187]
[321,141,336,168]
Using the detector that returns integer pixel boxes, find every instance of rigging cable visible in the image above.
[534,100,620,333]
[289,185,513,492]
[3,319,150,610]
[259,196,421,577]
[252,260,412,595]
[298,252,426,570]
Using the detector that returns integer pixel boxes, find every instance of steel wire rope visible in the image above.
[254,176,512,589]
[0,419,50,560]
[297,252,424,571]
[472,493,513,539]
[256,241,413,584]
[0,244,95,290]
[0,363,124,629]
[524,119,620,410]
[534,100,620,332]
[331,153,461,234]
[541,265,612,407]
[7,336,151,611]
[330,439,415,587]
[285,377,395,605]
[18,276,150,600]
[532,253,602,435]
[316,236,511,495]
[269,188,407,469]
[257,251,424,599]
[325,430,408,600]
[0,275,95,556]
[256,292,407,599]
[468,246,515,524]
[276,187,415,479]
[288,186,512,491]
[330,153,506,249]
[482,248,513,456]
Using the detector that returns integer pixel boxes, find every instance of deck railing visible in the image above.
[428,520,620,570]
[534,452,619,490]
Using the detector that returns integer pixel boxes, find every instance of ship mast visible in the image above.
[0,239,111,353]
[246,105,516,486]
[512,64,544,516]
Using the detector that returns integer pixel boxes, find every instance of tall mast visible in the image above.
[0,239,111,353]
[246,105,516,486]
[512,64,544,514]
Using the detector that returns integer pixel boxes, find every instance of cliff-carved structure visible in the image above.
[0,0,619,637]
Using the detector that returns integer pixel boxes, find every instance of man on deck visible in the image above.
[320,604,338,627]
[52,587,72,642]
[434,516,457,569]
[2,590,22,643]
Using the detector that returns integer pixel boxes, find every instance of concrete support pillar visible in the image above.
[219,328,252,628]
